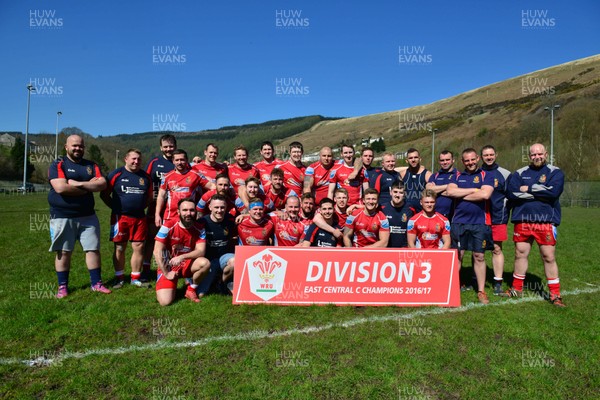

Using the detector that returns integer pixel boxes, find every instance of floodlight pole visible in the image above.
[544,104,560,165]
[430,128,438,171]
[55,111,62,160]
[23,84,36,193]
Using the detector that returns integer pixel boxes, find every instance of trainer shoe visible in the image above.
[184,288,201,303]
[498,288,523,298]
[477,291,489,304]
[131,279,151,288]
[112,280,125,289]
[91,282,112,294]
[493,283,504,296]
[56,284,68,299]
[460,284,473,292]
[549,294,566,307]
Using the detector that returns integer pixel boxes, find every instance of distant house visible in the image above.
[0,133,16,147]
[302,152,320,163]
[360,137,383,147]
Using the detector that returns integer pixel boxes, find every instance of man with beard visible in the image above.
[503,144,565,307]
[380,182,415,248]
[48,134,111,298]
[480,145,511,295]
[396,148,432,211]
[101,149,152,288]
[155,149,212,227]
[304,146,336,204]
[426,150,459,219]
[228,145,260,196]
[154,198,211,305]
[344,189,390,248]
[264,168,297,211]
[143,134,177,280]
[196,173,237,217]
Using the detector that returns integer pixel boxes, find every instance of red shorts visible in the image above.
[491,224,508,242]
[110,214,147,242]
[513,222,556,246]
[155,259,193,291]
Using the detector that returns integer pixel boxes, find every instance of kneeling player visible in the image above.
[237,198,274,246]
[154,198,210,306]
[407,190,451,249]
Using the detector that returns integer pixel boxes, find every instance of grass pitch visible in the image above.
[0,194,598,399]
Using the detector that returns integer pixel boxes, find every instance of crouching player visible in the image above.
[153,198,210,306]
[407,189,451,249]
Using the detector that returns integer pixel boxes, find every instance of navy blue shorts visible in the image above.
[450,223,494,252]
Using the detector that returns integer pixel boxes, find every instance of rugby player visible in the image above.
[343,188,390,248]
[101,149,152,288]
[503,143,565,307]
[196,194,237,296]
[481,145,511,294]
[426,150,459,219]
[396,148,432,211]
[302,198,343,247]
[48,134,110,298]
[380,182,415,248]
[328,144,368,206]
[254,141,283,187]
[237,197,275,246]
[446,148,494,304]
[154,198,210,305]
[407,189,451,249]
[304,146,335,204]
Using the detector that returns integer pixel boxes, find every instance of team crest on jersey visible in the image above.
[473,176,480,184]
[435,223,441,232]
[86,166,93,175]
[402,214,407,223]
[539,174,547,184]
[494,178,498,188]
[223,228,229,236]
[262,228,267,237]
[186,177,191,184]
[371,223,378,231]
[291,225,298,235]
[139,178,145,186]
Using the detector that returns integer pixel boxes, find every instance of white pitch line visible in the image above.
[1,286,598,368]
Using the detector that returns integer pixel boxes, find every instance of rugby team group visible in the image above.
[47,133,565,306]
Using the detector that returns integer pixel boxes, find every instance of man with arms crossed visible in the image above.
[446,148,494,304]
[48,134,111,298]
[154,198,210,305]
[503,143,565,307]
[101,149,152,288]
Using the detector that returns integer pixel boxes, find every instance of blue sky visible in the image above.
[1,0,598,136]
